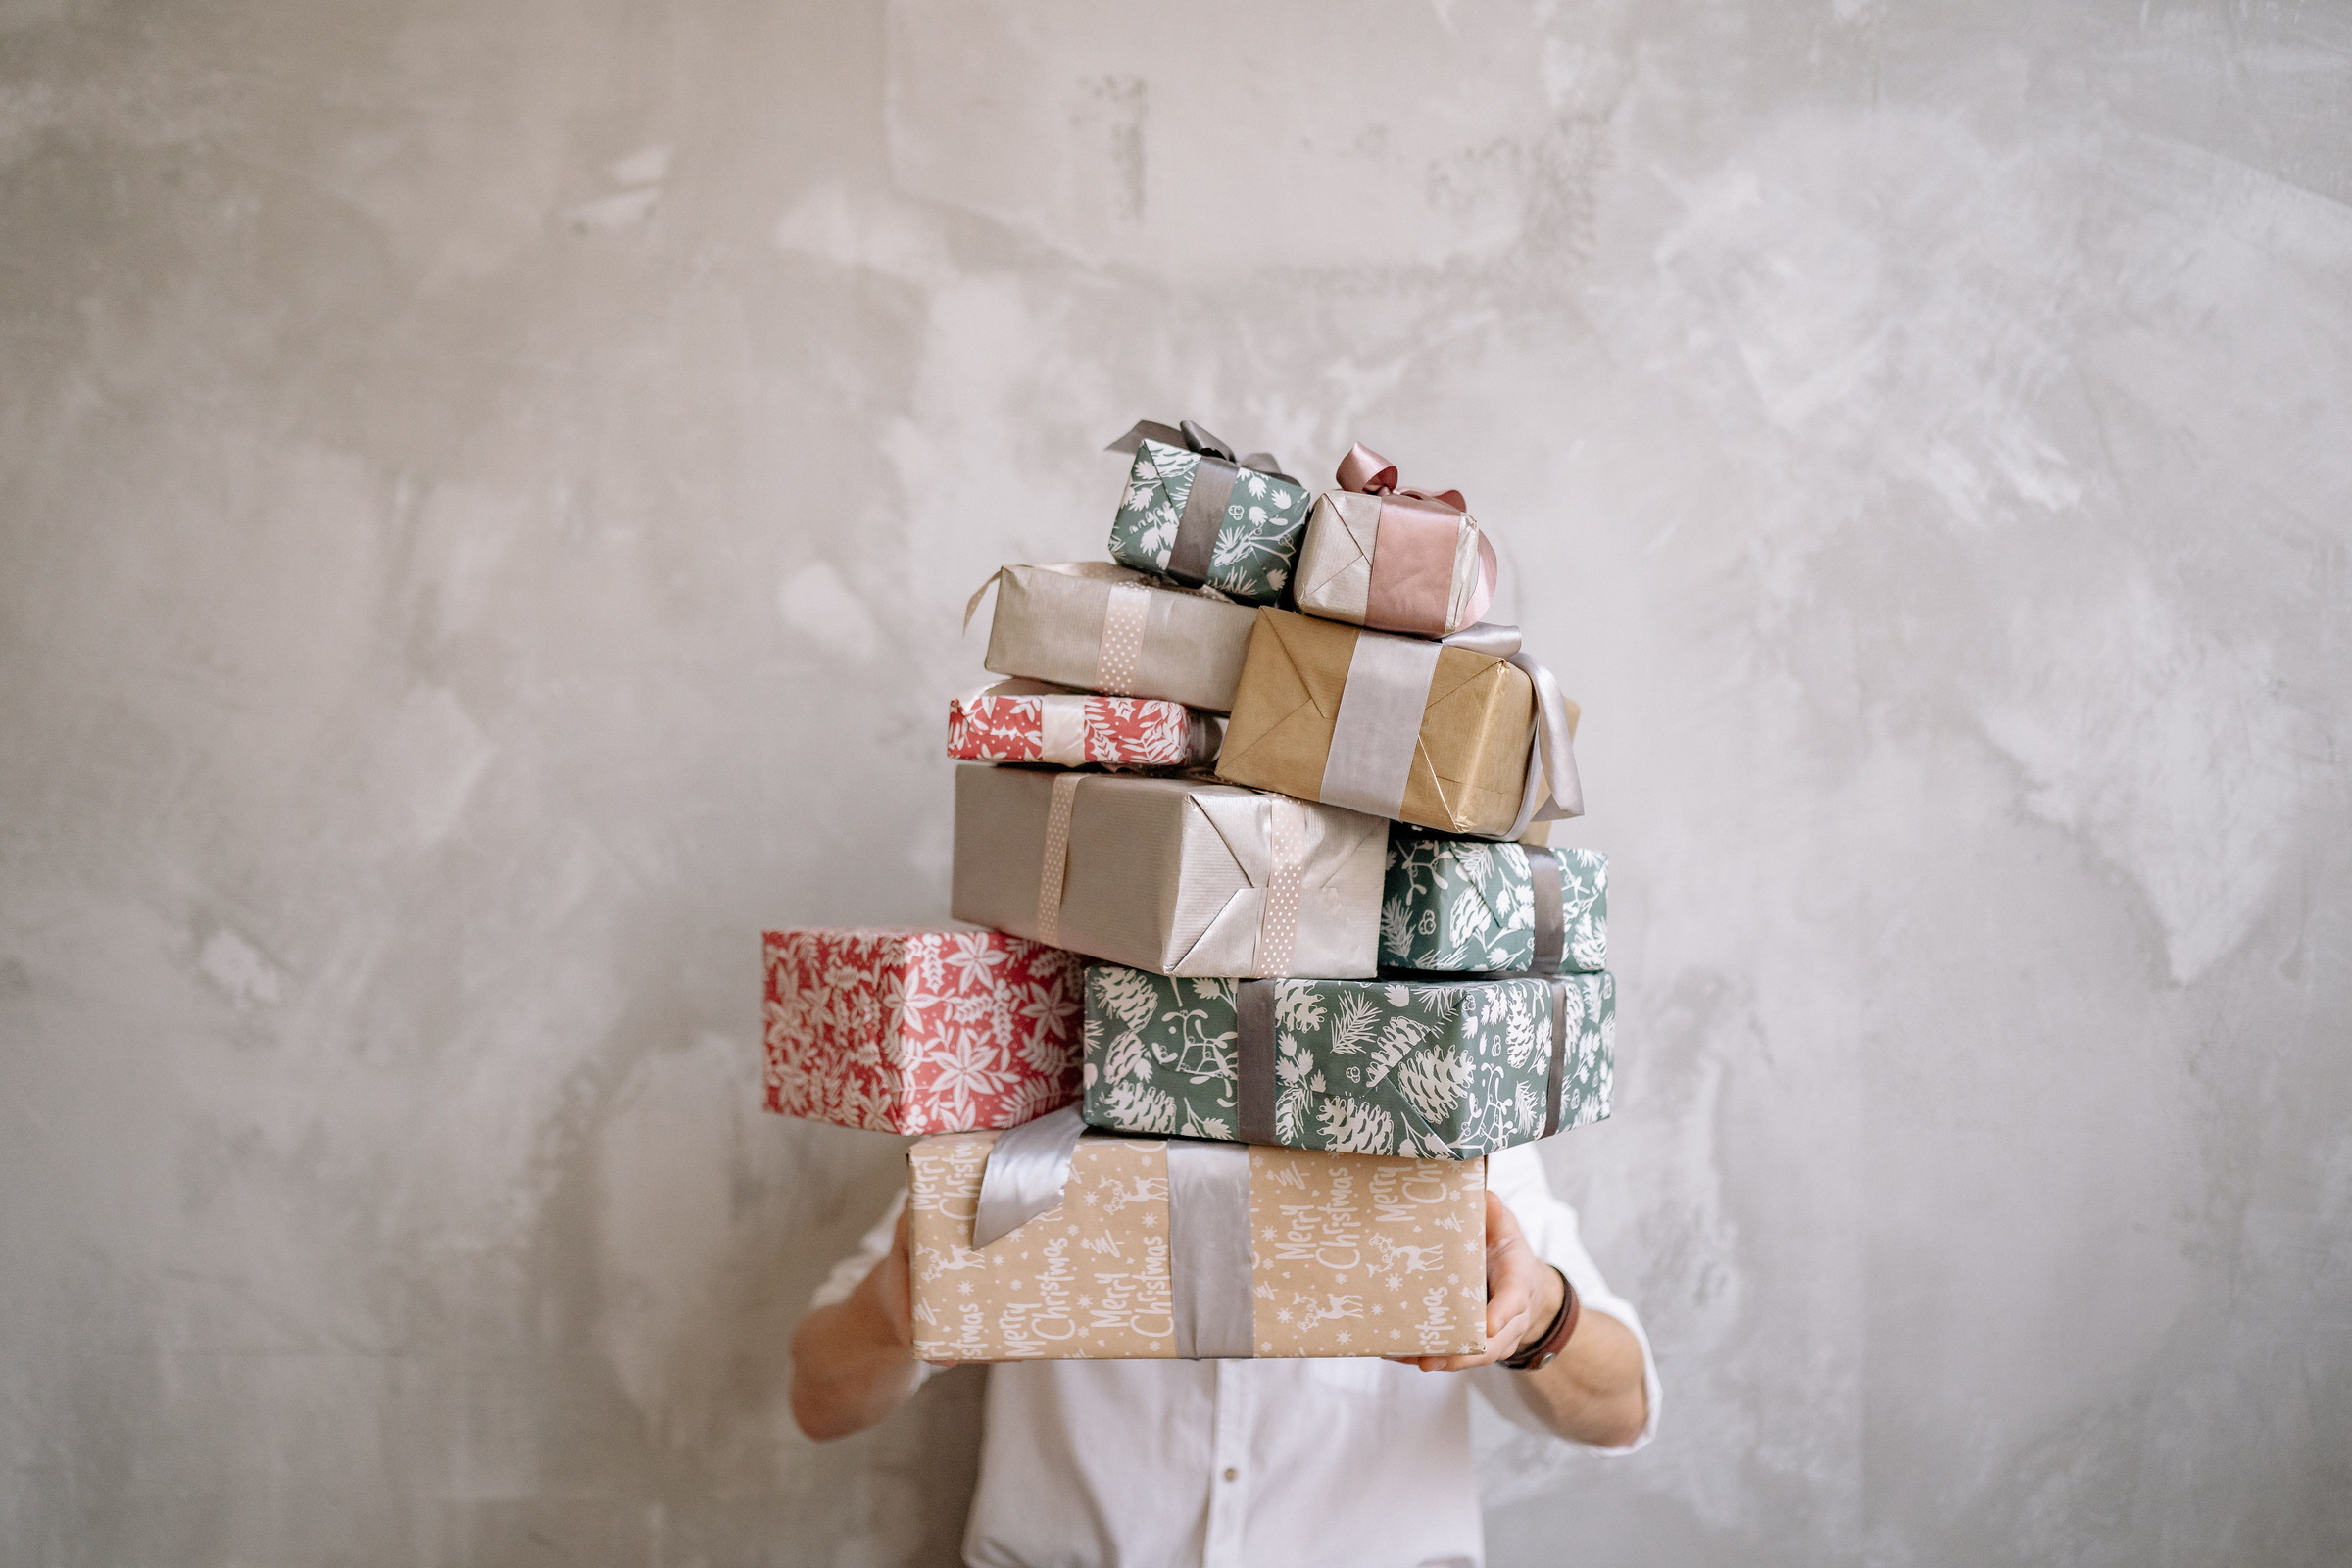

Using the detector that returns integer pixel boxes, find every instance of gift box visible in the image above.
[1105,420,1313,607]
[951,764,1386,978]
[1081,967,1613,1159]
[971,562,1259,713]
[1381,837,1608,975]
[907,1109,1488,1361]
[1293,443,1499,638]
[762,927,1084,1135]
[948,679,1221,771]
[1214,610,1585,839]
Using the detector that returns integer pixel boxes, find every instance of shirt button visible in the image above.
[1223,1468,1240,1483]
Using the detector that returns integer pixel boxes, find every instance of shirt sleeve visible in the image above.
[1468,1146,1661,1454]
[807,1186,937,1393]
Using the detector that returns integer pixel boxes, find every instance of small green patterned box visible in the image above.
[1108,438,1311,606]
[1381,836,1607,975]
[1081,965,1613,1160]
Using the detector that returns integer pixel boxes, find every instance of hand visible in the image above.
[856,1202,918,1350]
[1389,1190,1564,1373]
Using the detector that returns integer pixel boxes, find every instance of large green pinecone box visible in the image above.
[1081,965,1613,1160]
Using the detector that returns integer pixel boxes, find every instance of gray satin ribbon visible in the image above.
[971,1104,1088,1248]
[1235,979,1279,1146]
[1237,973,1576,1142]
[1166,1141,1253,1358]
[1525,847,1565,974]
[970,1105,1257,1358]
[1106,420,1297,591]
[1543,979,1569,1139]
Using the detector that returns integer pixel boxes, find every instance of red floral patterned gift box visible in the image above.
[763,927,1085,1135]
[947,679,1220,770]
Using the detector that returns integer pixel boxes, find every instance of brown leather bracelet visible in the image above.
[1501,1266,1580,1372]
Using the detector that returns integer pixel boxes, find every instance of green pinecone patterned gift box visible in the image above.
[1108,437,1312,606]
[1381,835,1607,974]
[1081,965,1613,1160]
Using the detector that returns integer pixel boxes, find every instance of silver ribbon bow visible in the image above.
[971,1106,1254,1360]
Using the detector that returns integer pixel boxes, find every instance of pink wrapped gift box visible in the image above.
[763,927,1084,1135]
[947,679,1220,770]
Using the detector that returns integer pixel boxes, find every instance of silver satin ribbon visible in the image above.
[1312,618,1583,839]
[971,1104,1089,1248]
[1318,633,1443,818]
[1165,1141,1252,1358]
[971,1109,1255,1359]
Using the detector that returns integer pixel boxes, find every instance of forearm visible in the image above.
[1510,1298,1649,1449]
[788,1278,924,1441]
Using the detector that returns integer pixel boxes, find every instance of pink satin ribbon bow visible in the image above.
[1335,442,1467,514]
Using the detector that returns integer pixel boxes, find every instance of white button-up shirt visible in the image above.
[811,1145,1659,1568]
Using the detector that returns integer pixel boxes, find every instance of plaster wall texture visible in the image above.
[2,1,2347,1564]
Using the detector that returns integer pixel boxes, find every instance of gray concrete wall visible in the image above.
[2,1,2346,1563]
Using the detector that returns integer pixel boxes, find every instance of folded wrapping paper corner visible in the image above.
[1105,420,1312,607]
[948,679,1222,770]
[1082,968,1615,1158]
[1215,609,1584,839]
[950,765,1386,978]
[1293,444,1499,638]
[968,562,1259,714]
[907,1109,1489,1361]
[761,927,1084,1135]
[1381,837,1608,974]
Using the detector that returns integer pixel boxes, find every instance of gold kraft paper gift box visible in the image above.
[906,1128,1490,1361]
[1216,608,1572,839]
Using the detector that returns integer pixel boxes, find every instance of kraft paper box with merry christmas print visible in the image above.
[1081,966,1614,1160]
[762,927,1083,1135]
[906,1110,1488,1361]
[1214,610,1585,840]
[1381,836,1608,975]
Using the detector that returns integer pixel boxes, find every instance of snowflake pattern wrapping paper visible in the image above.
[1081,966,1614,1160]
[762,928,1085,1135]
[1380,838,1608,974]
[947,680,1221,770]
[907,1130,1488,1360]
[1108,438,1312,606]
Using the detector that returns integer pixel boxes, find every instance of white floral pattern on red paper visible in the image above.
[762,927,1084,1134]
[947,686,1214,769]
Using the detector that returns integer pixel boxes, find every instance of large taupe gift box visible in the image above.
[969,562,1260,713]
[907,1108,1489,1361]
[1215,610,1584,839]
[951,764,1386,978]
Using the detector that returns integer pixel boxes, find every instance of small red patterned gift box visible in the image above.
[947,679,1220,770]
[763,927,1084,1135]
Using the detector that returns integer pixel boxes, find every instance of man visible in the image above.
[792,1143,1657,1568]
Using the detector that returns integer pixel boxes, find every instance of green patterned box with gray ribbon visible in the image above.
[1106,419,1312,607]
[1381,836,1607,975]
[1082,966,1613,1160]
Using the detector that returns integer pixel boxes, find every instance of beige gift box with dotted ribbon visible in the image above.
[906,1129,1489,1361]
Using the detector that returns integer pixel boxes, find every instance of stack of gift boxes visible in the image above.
[764,419,1614,1363]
